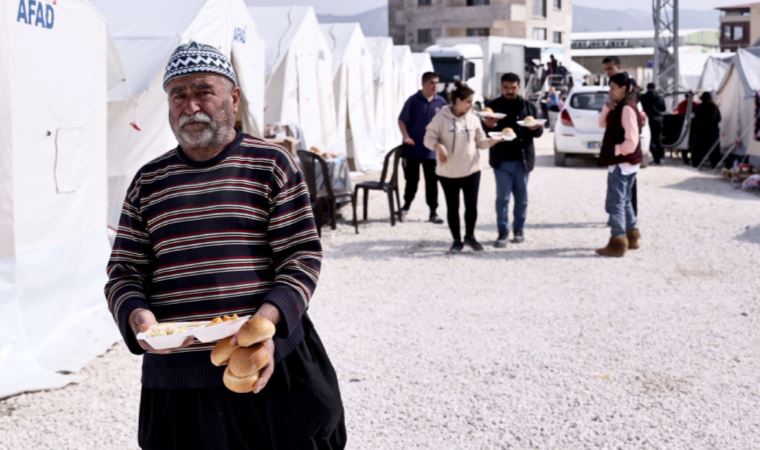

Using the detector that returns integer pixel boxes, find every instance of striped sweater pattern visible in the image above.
[104,132,322,389]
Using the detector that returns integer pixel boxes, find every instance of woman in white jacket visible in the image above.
[424,82,498,253]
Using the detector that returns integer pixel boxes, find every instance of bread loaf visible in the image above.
[223,365,259,394]
[237,317,275,347]
[210,337,238,367]
[228,344,270,378]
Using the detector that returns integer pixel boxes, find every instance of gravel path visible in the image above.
[2,134,759,449]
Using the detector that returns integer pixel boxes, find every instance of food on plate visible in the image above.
[502,127,515,136]
[523,115,537,125]
[237,317,276,347]
[223,365,260,394]
[483,107,494,113]
[146,323,191,337]
[210,337,239,367]
[207,313,240,326]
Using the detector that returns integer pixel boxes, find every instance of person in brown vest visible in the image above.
[596,72,643,257]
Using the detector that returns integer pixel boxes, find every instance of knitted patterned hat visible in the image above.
[163,41,238,90]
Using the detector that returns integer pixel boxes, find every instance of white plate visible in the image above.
[136,316,251,350]
[192,315,251,343]
[488,132,517,142]
[478,111,506,120]
[516,119,546,127]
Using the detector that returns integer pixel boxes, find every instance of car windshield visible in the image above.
[570,92,608,111]
[431,57,464,83]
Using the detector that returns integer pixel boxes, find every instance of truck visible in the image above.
[425,36,566,107]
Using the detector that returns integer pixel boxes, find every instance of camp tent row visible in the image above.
[1,0,117,399]
[715,47,760,165]
[1,0,427,397]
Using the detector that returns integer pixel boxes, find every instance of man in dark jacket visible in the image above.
[482,73,543,248]
[640,83,666,164]
[398,72,448,223]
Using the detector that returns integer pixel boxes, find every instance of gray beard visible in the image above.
[170,110,233,154]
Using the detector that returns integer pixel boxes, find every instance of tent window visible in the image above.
[54,127,88,194]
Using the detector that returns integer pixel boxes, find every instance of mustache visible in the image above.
[178,112,212,127]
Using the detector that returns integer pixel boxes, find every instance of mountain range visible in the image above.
[316,5,720,37]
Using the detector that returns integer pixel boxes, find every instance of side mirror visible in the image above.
[465,61,476,80]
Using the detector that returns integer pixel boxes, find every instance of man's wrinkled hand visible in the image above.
[252,339,275,394]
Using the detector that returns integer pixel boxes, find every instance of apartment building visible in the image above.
[717,3,760,52]
[388,0,572,54]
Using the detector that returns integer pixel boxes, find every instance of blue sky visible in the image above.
[245,0,744,15]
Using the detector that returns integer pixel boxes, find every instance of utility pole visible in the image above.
[653,0,680,109]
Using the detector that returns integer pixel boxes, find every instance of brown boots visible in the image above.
[627,228,641,250]
[596,229,641,257]
[596,236,628,257]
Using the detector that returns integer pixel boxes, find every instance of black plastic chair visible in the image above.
[297,150,356,236]
[352,146,403,232]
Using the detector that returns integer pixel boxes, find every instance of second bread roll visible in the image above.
[237,317,276,347]
[228,344,270,378]
[210,337,238,367]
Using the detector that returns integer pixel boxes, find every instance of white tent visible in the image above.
[716,47,760,162]
[393,45,420,125]
[678,47,727,92]
[698,55,732,93]
[91,0,266,228]
[366,37,402,157]
[248,6,341,155]
[321,23,379,171]
[0,0,117,398]
[412,52,435,82]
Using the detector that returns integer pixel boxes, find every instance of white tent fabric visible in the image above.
[248,6,341,155]
[321,23,378,171]
[716,48,760,159]
[0,0,117,398]
[412,52,435,82]
[366,37,402,157]
[393,46,420,127]
[92,0,266,228]
[678,47,726,92]
[698,55,732,93]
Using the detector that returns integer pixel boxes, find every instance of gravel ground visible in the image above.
[2,133,759,449]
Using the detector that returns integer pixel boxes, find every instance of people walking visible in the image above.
[481,73,544,248]
[641,83,666,164]
[424,82,498,253]
[690,91,722,168]
[398,72,448,224]
[596,72,644,257]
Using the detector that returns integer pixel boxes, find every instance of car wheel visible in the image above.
[554,146,567,167]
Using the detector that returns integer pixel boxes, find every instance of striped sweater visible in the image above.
[105,132,322,389]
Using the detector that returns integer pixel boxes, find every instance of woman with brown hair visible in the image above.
[424,82,498,253]
[596,72,644,257]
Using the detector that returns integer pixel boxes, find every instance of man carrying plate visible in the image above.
[104,42,345,450]
[481,72,543,248]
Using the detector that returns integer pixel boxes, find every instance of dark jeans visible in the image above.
[493,160,529,234]
[605,166,638,237]
[439,171,481,243]
[402,157,438,215]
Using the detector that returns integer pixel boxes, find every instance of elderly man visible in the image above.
[105,42,345,450]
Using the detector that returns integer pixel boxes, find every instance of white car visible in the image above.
[553,86,650,166]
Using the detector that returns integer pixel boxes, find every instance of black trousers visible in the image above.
[649,118,664,163]
[402,157,438,215]
[439,171,481,243]
[138,316,346,450]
